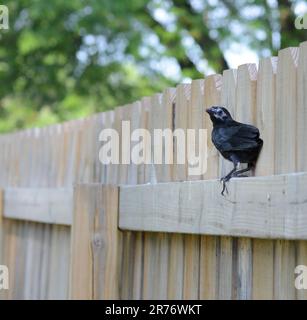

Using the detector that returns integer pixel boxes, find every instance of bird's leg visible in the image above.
[221,179,228,196]
[220,162,238,195]
[232,163,253,177]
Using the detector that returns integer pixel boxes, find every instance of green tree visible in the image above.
[0,0,306,132]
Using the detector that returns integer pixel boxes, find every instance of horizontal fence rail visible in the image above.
[119,172,307,240]
[3,188,73,226]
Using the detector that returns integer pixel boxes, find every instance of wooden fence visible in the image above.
[0,41,307,299]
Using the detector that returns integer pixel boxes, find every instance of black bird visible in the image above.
[206,106,263,195]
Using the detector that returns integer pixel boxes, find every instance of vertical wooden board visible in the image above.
[161,87,175,183]
[236,64,257,154]
[90,115,101,183]
[199,236,218,299]
[252,239,274,299]
[31,223,44,299]
[167,233,184,299]
[6,133,14,186]
[48,225,70,300]
[48,225,61,299]
[274,240,296,299]
[93,186,121,299]
[233,64,257,300]
[120,104,134,184]
[296,241,307,300]
[70,185,120,300]
[63,121,76,185]
[236,238,252,300]
[143,97,154,184]
[296,45,307,299]
[220,69,237,178]
[297,41,307,172]
[0,219,12,299]
[142,93,170,299]
[255,57,277,176]
[71,120,83,184]
[18,222,29,299]
[130,100,149,300]
[199,75,221,300]
[182,82,201,299]
[52,125,63,184]
[156,233,169,299]
[188,79,205,181]
[69,185,93,299]
[131,232,144,300]
[236,64,257,124]
[23,222,35,299]
[128,101,142,185]
[203,74,222,179]
[17,132,27,185]
[275,47,299,174]
[143,230,169,299]
[75,119,87,183]
[274,47,299,300]
[138,97,151,184]
[142,232,158,299]
[83,117,95,184]
[183,234,200,299]
[47,125,57,186]
[218,236,232,299]
[101,111,114,184]
[116,103,140,300]
[119,231,134,299]
[8,222,22,299]
[39,224,52,299]
[217,70,237,300]
[149,93,163,183]
[1,220,9,299]
[252,57,277,300]
[173,84,190,181]
[167,84,190,299]
[4,221,17,299]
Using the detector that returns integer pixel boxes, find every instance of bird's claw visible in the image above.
[220,178,229,196]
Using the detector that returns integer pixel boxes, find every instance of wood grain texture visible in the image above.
[217,70,237,300]
[252,57,277,300]
[296,41,307,300]
[233,63,257,300]
[3,187,73,225]
[199,75,222,300]
[275,47,299,174]
[70,184,120,300]
[274,47,299,300]
[120,172,307,240]
[297,41,307,172]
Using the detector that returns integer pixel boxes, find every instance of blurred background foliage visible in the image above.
[0,0,306,132]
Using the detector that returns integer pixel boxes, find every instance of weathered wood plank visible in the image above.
[3,188,73,225]
[70,184,121,300]
[252,56,277,300]
[119,172,307,240]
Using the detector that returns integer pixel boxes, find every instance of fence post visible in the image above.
[69,184,121,299]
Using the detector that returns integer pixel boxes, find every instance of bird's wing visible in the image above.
[212,123,261,152]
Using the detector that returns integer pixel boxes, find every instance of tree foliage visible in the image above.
[0,0,306,132]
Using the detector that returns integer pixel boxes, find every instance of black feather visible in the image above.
[206,106,263,195]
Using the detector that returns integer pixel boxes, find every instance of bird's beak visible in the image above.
[206,108,213,115]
